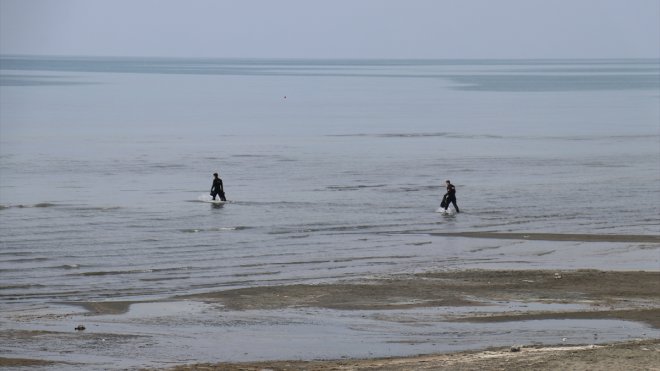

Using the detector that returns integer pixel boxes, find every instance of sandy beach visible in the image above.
[432,232,660,244]
[2,340,658,370]
[162,267,660,370]
[178,270,660,321]
[169,340,660,370]
[2,263,658,370]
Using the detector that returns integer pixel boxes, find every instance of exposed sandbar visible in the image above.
[169,339,660,371]
[8,269,660,370]
[180,270,660,321]
[171,269,660,370]
[0,357,58,368]
[64,300,135,315]
[431,232,660,243]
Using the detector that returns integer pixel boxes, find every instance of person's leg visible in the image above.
[220,191,226,201]
[452,198,459,213]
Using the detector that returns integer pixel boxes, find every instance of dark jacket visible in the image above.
[446,183,456,197]
[211,178,223,193]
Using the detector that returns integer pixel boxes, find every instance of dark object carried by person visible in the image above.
[440,194,448,208]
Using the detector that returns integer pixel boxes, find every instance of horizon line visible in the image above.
[1,53,659,62]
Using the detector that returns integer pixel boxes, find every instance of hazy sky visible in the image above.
[1,0,658,59]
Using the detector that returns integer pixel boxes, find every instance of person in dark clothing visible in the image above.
[443,180,459,213]
[210,172,226,201]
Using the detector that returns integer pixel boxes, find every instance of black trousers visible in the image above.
[445,195,459,212]
[211,191,226,201]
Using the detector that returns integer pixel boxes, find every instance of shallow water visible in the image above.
[1,57,659,367]
[3,301,659,370]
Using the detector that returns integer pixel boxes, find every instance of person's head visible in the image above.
[213,173,219,178]
[445,180,451,185]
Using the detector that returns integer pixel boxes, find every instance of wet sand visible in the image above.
[170,339,660,371]
[1,269,659,369]
[166,269,660,370]
[1,233,659,370]
[432,231,660,243]
[0,357,58,368]
[181,270,660,318]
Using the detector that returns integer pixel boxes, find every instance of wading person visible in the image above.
[443,180,459,213]
[210,172,226,201]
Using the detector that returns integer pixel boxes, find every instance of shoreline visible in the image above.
[59,269,659,317]
[3,340,658,370]
[431,232,660,243]
[168,339,660,371]
[168,268,660,370]
[2,267,659,369]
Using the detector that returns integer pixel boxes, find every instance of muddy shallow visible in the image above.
[2,268,659,370]
[169,339,660,371]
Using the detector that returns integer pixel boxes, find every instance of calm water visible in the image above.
[1,56,659,308]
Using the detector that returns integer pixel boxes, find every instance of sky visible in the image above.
[1,0,658,59]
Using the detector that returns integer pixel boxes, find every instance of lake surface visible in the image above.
[1,57,659,368]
